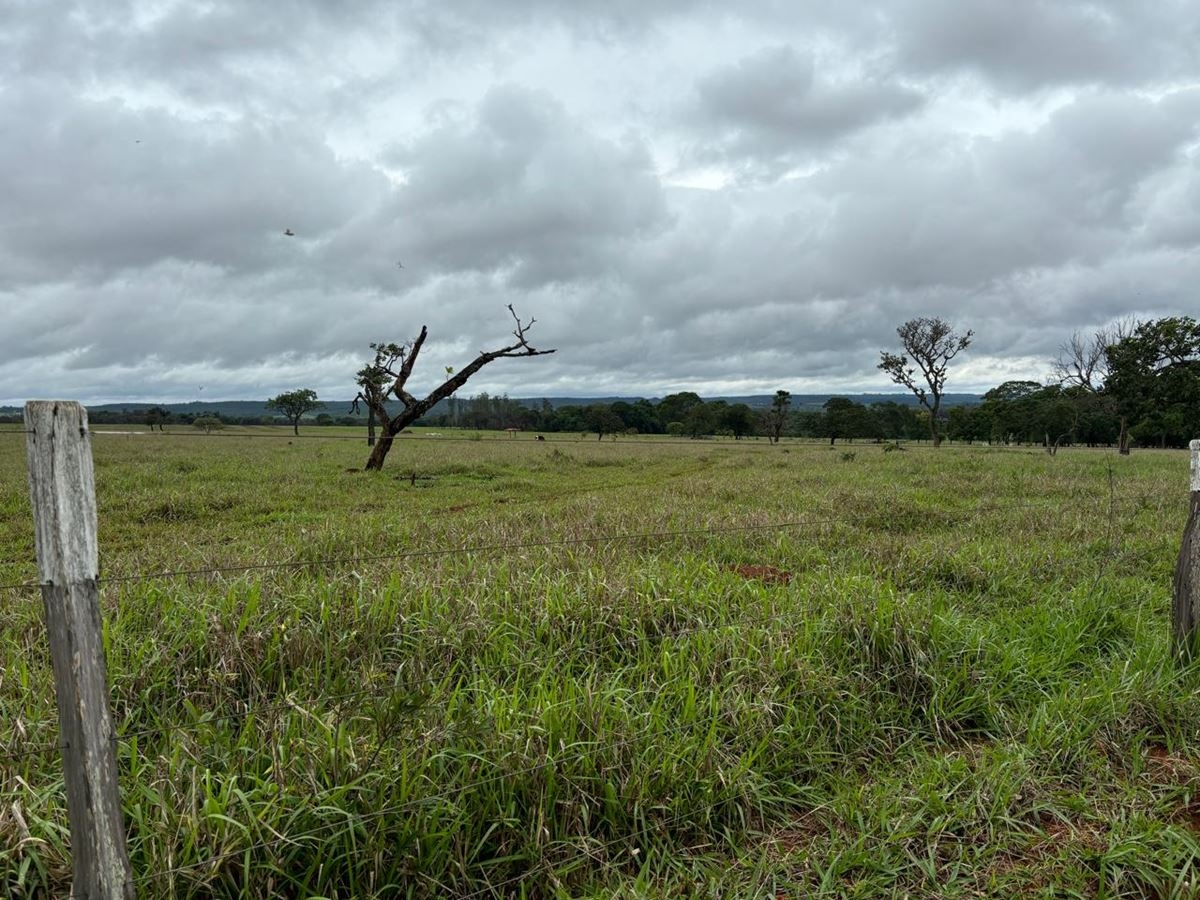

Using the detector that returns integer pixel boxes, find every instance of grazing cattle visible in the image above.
[536,435,546,441]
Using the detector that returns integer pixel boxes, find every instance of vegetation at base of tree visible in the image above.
[0,429,1195,897]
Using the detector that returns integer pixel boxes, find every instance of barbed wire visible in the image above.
[11,424,1128,451]
[0,607,824,765]
[97,500,1065,585]
[0,489,1137,766]
[0,736,64,762]
[0,498,1066,596]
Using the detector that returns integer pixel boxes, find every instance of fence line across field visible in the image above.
[14,400,1200,898]
[0,608,842,766]
[0,489,1161,594]
[5,424,1141,451]
[0,497,1096,596]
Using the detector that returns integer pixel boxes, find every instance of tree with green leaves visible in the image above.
[765,390,790,444]
[823,397,874,446]
[144,406,170,432]
[192,416,224,434]
[353,306,555,471]
[720,403,757,439]
[266,389,323,436]
[878,317,973,447]
[1105,316,1200,450]
[585,404,624,441]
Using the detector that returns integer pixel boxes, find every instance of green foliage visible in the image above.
[879,317,973,446]
[1107,317,1200,448]
[0,431,1195,897]
[265,388,323,435]
[191,415,224,433]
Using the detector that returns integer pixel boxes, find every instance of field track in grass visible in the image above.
[1,425,1198,898]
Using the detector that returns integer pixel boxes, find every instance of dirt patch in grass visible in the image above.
[725,564,792,585]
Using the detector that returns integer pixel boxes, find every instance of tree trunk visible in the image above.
[367,408,376,447]
[365,432,396,470]
[929,409,942,448]
[1118,416,1130,455]
[293,421,299,436]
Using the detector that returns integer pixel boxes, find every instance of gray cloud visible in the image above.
[0,85,386,289]
[2,1,1199,405]
[886,0,1200,91]
[686,45,924,175]
[339,85,671,289]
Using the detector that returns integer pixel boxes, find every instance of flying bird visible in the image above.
[283,228,295,237]
[396,260,404,268]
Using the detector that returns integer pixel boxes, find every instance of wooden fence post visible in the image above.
[1174,439,1200,664]
[24,401,135,899]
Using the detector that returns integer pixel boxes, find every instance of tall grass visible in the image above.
[1,428,1197,897]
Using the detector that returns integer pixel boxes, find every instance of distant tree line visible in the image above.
[948,316,1200,451]
[417,391,934,443]
[2,316,1192,451]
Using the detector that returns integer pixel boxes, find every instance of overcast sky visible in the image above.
[3,1,1199,405]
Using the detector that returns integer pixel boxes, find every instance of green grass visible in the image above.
[1,425,1198,897]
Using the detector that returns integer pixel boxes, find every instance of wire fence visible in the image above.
[2,420,1179,897]
[0,492,1134,766]
[0,602,847,767]
[0,423,1120,451]
[0,494,1143,596]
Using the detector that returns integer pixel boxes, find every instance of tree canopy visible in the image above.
[878,317,973,447]
[266,389,323,435]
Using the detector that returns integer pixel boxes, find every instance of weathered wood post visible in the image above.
[1173,439,1200,664]
[24,401,134,899]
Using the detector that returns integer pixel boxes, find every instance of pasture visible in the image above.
[1,425,1198,898]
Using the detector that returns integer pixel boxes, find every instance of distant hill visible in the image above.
[0,392,983,420]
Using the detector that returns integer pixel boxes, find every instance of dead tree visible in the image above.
[352,306,555,471]
[1053,320,1136,453]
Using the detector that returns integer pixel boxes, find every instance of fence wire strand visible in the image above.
[0,434,1165,893]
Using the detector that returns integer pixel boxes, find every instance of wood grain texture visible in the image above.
[24,401,134,899]
[1174,440,1200,664]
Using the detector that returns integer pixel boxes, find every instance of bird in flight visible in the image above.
[396,260,404,268]
[283,228,295,237]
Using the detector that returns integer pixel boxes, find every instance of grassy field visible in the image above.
[1,424,1198,898]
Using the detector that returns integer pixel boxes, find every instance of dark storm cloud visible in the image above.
[687,45,925,175]
[2,0,1200,404]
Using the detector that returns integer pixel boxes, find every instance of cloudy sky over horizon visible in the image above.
[2,0,1199,405]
